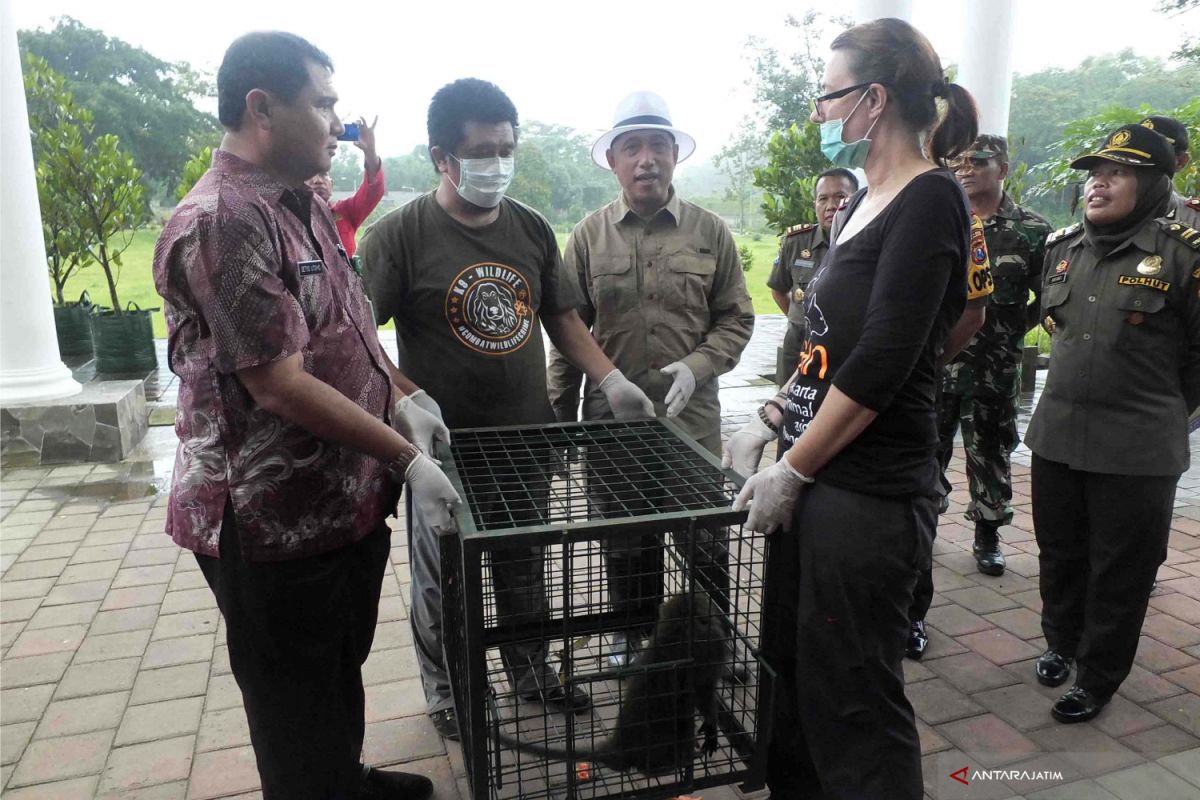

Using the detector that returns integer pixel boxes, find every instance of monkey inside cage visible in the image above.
[438,418,773,800]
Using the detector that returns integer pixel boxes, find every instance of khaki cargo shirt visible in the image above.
[1026,218,1200,475]
[547,191,755,451]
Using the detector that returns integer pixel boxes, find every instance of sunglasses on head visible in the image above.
[949,156,994,172]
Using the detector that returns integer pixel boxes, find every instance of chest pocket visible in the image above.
[1114,286,1170,351]
[296,259,332,328]
[790,260,816,290]
[665,252,717,312]
[1040,279,1070,328]
[989,254,1028,306]
[590,255,637,314]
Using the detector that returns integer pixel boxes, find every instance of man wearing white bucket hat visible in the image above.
[548,90,753,450]
[548,91,754,665]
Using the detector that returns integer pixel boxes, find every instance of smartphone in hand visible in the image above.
[337,123,360,142]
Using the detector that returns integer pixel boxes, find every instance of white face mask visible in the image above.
[450,155,514,208]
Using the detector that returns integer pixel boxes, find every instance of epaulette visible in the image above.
[784,223,816,237]
[1158,219,1200,250]
[1046,222,1082,247]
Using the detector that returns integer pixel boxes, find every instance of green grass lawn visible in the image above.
[49,228,784,340]
[54,228,168,336]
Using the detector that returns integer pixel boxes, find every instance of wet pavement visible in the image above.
[3,317,1200,799]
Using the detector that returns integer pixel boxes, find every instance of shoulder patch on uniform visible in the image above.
[1157,219,1200,250]
[785,223,817,237]
[1187,197,1200,212]
[1046,222,1082,246]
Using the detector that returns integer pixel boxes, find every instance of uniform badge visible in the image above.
[1109,129,1132,147]
[800,249,812,259]
[793,288,805,303]
[297,260,324,276]
[1137,255,1163,275]
[1055,259,1069,274]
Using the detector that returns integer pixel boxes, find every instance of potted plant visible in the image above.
[26,55,154,375]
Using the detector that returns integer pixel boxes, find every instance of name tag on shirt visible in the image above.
[298,260,324,276]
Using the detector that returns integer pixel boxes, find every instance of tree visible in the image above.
[753,124,822,232]
[19,17,219,201]
[176,146,212,201]
[1029,98,1200,212]
[714,118,766,230]
[329,147,363,190]
[508,137,554,214]
[1008,51,1200,175]
[744,11,852,133]
[744,12,850,234]
[25,56,145,313]
[1158,0,1200,64]
[382,146,441,193]
[25,54,93,305]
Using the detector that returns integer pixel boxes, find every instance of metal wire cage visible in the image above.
[438,418,772,800]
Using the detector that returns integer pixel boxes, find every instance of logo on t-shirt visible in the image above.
[446,263,534,355]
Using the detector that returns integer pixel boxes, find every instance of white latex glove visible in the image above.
[407,388,444,423]
[393,390,451,458]
[660,361,697,418]
[721,411,777,478]
[731,456,813,534]
[405,452,462,532]
[598,369,654,421]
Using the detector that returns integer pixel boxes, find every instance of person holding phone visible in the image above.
[727,17,978,798]
[307,115,385,256]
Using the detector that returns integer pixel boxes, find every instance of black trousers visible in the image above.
[1032,453,1176,699]
[196,501,390,800]
[764,482,935,799]
[908,400,957,624]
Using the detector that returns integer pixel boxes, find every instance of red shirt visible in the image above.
[154,150,395,560]
[330,164,385,257]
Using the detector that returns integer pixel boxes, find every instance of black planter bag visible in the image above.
[52,290,96,358]
[91,302,158,374]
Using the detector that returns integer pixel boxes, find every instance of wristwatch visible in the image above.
[384,442,422,481]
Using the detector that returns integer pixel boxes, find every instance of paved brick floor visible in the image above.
[3,319,1200,799]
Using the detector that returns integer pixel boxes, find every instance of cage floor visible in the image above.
[482,633,762,800]
[448,420,739,534]
[471,536,765,800]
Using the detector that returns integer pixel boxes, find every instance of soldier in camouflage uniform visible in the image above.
[1139,116,1199,228]
[767,168,858,385]
[942,135,1053,576]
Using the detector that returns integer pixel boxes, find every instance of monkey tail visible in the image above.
[493,731,617,769]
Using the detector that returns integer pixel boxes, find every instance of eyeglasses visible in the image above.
[811,82,878,117]
[949,157,994,173]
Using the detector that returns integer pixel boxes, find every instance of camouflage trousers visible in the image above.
[936,389,1019,525]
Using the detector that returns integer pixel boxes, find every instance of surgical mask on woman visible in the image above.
[450,155,514,208]
[819,91,880,169]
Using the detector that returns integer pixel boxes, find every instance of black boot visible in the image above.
[972,520,1005,576]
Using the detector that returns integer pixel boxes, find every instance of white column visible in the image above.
[0,0,81,404]
[854,0,913,23]
[956,0,1016,136]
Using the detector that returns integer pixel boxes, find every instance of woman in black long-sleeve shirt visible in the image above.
[728,18,979,799]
